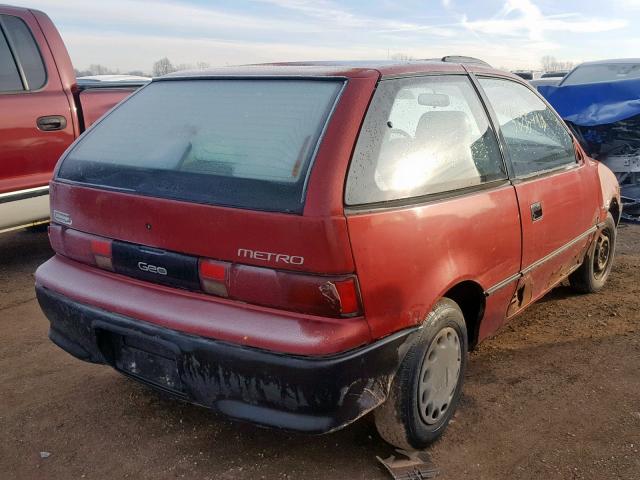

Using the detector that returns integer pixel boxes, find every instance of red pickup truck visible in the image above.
[0,5,144,233]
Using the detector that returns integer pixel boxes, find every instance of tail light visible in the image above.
[90,239,113,270]
[49,225,113,271]
[199,259,229,297]
[199,259,362,317]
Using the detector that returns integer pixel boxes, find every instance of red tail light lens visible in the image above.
[90,239,111,257]
[49,225,113,271]
[90,239,113,270]
[199,262,363,318]
[198,259,229,297]
[333,278,360,315]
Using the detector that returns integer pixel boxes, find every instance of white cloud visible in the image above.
[256,0,405,29]
[255,0,458,35]
[61,30,386,71]
[616,0,640,7]
[7,0,632,72]
[60,28,561,72]
[14,0,321,33]
[461,0,627,41]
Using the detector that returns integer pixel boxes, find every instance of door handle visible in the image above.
[37,115,67,131]
[530,202,543,221]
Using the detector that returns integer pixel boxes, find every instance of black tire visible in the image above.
[374,298,468,449]
[569,212,616,294]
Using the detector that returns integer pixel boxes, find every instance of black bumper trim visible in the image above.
[36,285,419,433]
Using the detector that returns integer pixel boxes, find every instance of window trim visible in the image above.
[472,73,580,181]
[380,71,469,81]
[0,14,48,94]
[509,160,582,184]
[344,178,512,214]
[344,72,510,207]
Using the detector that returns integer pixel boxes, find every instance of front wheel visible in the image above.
[569,212,616,293]
[374,298,468,449]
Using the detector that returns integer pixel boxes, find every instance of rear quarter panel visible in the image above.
[346,184,522,339]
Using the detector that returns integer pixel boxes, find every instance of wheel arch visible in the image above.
[442,280,486,350]
[596,161,621,224]
[609,197,621,225]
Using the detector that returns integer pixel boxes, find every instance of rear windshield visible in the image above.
[57,79,344,213]
[562,63,640,85]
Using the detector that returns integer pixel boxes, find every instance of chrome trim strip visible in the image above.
[0,219,48,235]
[485,272,521,296]
[0,185,49,204]
[484,224,601,296]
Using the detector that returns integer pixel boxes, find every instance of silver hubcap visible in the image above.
[418,327,461,425]
[593,230,611,279]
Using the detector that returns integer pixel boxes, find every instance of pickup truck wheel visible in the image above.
[374,298,468,449]
[569,213,616,294]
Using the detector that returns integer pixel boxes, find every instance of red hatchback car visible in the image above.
[36,60,620,449]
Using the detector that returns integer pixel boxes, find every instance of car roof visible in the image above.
[159,59,517,81]
[530,78,561,86]
[0,4,30,13]
[576,58,640,66]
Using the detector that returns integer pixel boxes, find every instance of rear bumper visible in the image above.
[35,255,371,355]
[36,285,418,433]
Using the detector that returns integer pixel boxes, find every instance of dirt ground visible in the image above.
[1,225,638,480]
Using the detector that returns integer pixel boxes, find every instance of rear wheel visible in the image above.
[569,213,616,293]
[374,298,468,449]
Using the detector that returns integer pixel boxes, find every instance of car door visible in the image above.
[477,76,599,312]
[0,12,74,196]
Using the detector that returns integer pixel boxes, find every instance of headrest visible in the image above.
[415,110,472,144]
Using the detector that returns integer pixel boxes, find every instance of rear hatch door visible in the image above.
[52,76,355,275]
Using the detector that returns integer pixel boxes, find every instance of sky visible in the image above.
[10,0,640,73]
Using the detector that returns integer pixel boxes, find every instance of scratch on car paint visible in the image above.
[184,348,396,425]
[183,353,313,409]
[319,281,341,310]
[362,386,385,405]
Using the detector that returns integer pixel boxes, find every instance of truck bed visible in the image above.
[78,82,148,129]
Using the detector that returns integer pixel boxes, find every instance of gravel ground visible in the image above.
[1,225,638,480]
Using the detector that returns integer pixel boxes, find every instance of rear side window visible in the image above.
[57,79,343,213]
[479,78,575,177]
[0,26,22,92]
[1,15,46,90]
[346,75,505,205]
